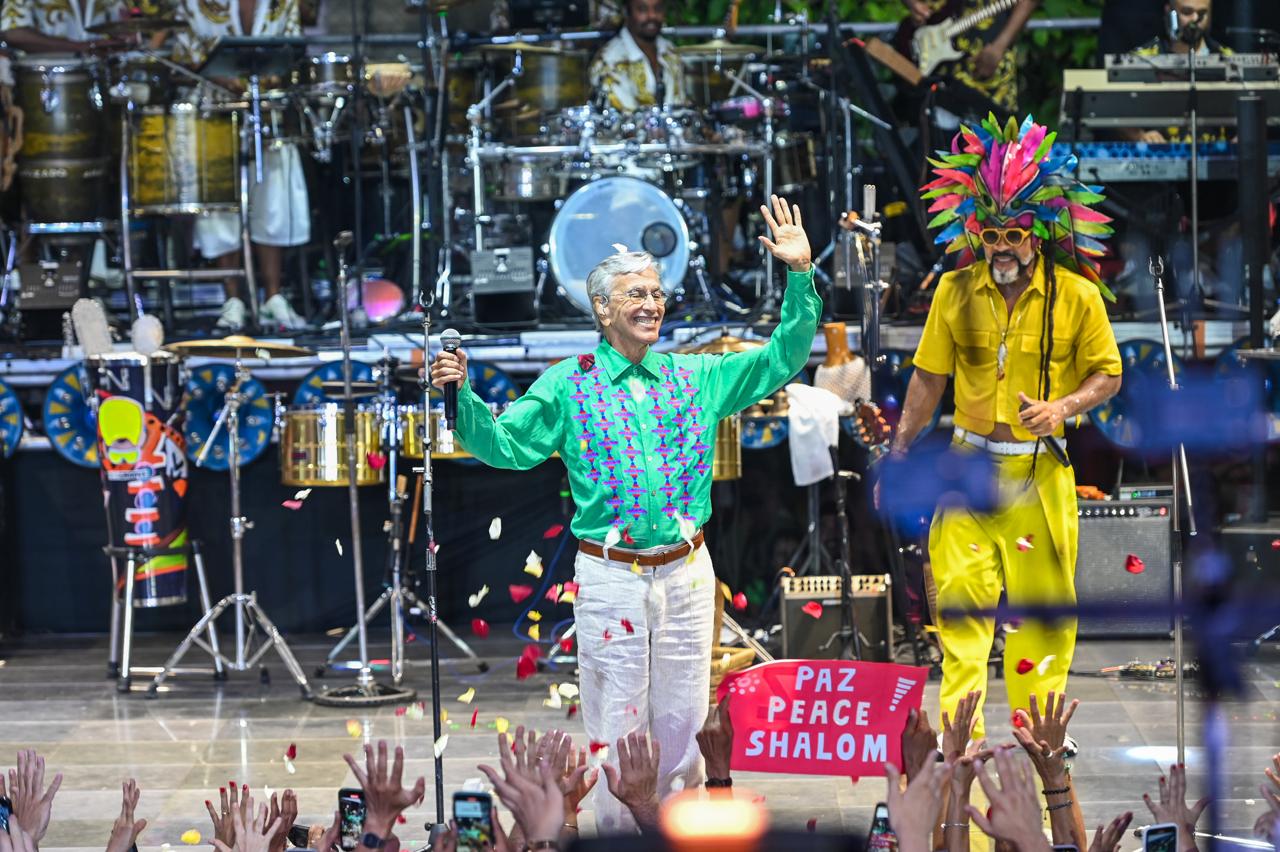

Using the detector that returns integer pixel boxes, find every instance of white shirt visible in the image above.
[589,26,685,112]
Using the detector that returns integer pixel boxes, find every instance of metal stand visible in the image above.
[314,233,414,708]
[149,362,311,697]
[1152,255,1195,765]
[107,542,225,692]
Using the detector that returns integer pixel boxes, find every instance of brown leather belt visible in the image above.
[578,529,705,567]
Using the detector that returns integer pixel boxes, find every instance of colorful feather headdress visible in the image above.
[921,114,1115,300]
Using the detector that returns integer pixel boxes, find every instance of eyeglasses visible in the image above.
[619,287,668,306]
[979,227,1033,248]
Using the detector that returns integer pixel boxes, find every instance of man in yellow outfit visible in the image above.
[891,115,1123,739]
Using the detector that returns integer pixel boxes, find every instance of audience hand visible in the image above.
[885,755,955,852]
[941,691,981,760]
[478,750,566,847]
[5,748,63,842]
[968,748,1052,852]
[343,741,427,840]
[696,696,734,782]
[900,707,939,780]
[314,810,341,852]
[1143,763,1209,850]
[104,779,147,852]
[1013,692,1078,784]
[267,790,297,852]
[601,732,662,830]
[1089,811,1133,852]
[0,818,39,852]
[546,733,596,821]
[213,800,282,852]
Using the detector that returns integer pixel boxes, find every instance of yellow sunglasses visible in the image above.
[979,227,1033,248]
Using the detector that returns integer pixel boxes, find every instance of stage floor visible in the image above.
[2,632,1277,850]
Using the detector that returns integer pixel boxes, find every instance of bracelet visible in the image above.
[562,823,579,831]
[705,777,733,788]
[1042,786,1071,796]
[1046,800,1074,812]
[941,823,970,831]
[528,841,560,851]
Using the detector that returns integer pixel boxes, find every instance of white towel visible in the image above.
[785,383,847,486]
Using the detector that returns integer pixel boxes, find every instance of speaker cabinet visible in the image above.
[1074,499,1173,638]
[780,574,893,661]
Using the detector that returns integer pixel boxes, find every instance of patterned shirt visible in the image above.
[589,26,685,112]
[0,0,145,41]
[171,0,300,67]
[921,0,1018,112]
[456,268,821,548]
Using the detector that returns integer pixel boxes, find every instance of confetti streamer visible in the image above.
[801,601,823,619]
[528,624,541,641]
[1125,554,1146,574]
[488,517,502,540]
[1036,655,1056,676]
[495,717,510,734]
[468,585,490,608]
[1016,535,1034,552]
[471,618,490,639]
[346,719,363,738]
[620,618,635,634]
[557,683,579,699]
[732,592,748,611]
[181,830,202,845]
[543,523,564,539]
[509,584,534,604]
[458,687,476,704]
[1015,658,1035,675]
[433,734,449,758]
[282,499,304,511]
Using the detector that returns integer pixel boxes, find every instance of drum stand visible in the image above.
[147,363,312,698]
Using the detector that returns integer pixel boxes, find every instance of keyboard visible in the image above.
[1053,141,1280,182]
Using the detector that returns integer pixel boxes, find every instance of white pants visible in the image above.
[194,143,310,259]
[572,543,716,834]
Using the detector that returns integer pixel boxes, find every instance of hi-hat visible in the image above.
[686,334,762,354]
[477,41,584,56]
[165,334,315,359]
[88,17,187,35]
[677,39,759,61]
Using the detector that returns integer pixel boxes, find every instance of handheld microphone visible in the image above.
[1168,8,1180,42]
[1020,401,1071,468]
[440,327,462,431]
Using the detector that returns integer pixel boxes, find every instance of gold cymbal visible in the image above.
[685,334,763,354]
[477,41,586,57]
[676,39,759,61]
[319,380,382,397]
[88,17,187,36]
[164,334,315,359]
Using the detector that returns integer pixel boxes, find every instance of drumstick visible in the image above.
[408,473,424,545]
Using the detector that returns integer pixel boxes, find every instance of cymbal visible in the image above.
[88,17,187,36]
[319,380,381,398]
[685,334,762,354]
[676,39,759,61]
[1236,348,1280,361]
[477,41,584,57]
[164,334,315,359]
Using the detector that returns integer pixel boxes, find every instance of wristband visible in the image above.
[1042,786,1071,796]
[942,823,970,831]
[1046,800,1073,812]
[360,832,387,850]
[705,777,733,788]
[563,823,579,832]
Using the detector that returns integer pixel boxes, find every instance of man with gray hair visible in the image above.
[431,195,820,834]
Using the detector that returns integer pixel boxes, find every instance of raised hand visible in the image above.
[900,707,939,780]
[104,779,148,852]
[7,748,63,842]
[941,691,981,761]
[601,732,662,829]
[695,696,734,783]
[1089,811,1134,852]
[1012,691,1078,783]
[343,741,427,839]
[267,790,297,852]
[478,751,566,847]
[886,755,954,852]
[1143,763,1209,846]
[967,748,1052,852]
[548,735,596,817]
[0,818,38,852]
[758,194,812,273]
[212,801,282,852]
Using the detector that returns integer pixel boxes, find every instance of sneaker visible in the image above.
[260,293,306,331]
[216,296,246,331]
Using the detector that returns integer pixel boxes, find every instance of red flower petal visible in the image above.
[285,743,297,760]
[559,637,574,654]
[1015,658,1035,675]
[801,601,823,619]
[566,704,578,720]
[509,584,534,604]
[397,815,407,825]
[562,581,581,597]
[395,706,407,717]
[589,740,609,754]
[367,452,387,470]
[520,643,542,662]
[807,819,817,833]
[545,585,562,603]
[1125,554,1146,574]
[544,523,564,539]
[577,354,596,371]
[516,654,537,680]
[470,709,478,728]
[603,629,612,641]
[282,499,304,511]
[471,618,490,639]
[732,592,748,611]
[621,618,635,634]
[621,525,636,545]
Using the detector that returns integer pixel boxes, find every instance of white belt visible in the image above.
[954,427,1064,457]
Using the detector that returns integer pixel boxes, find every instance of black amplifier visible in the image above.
[1075,499,1173,637]
[780,574,893,662]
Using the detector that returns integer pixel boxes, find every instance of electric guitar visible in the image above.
[892,0,1020,78]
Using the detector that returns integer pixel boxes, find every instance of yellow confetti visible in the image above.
[181,830,202,845]
[686,551,696,564]
[691,576,705,590]
[556,683,579,699]
[528,624,541,640]
[528,610,542,623]
[440,709,449,724]
[346,719,363,738]
[433,734,450,758]
[721,584,731,601]
[630,560,642,574]
[524,562,544,578]
[457,687,476,704]
[495,717,510,734]
[559,590,577,604]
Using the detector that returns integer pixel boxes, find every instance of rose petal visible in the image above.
[470,709,479,728]
[1125,554,1146,574]
[559,637,574,654]
[528,610,542,623]
[488,517,502,540]
[630,560,643,575]
[557,683,579,699]
[433,734,449,758]
[545,584,562,603]
[545,686,563,709]
[346,719,362,737]
[335,539,344,556]
[471,618,490,639]
[732,592,748,611]
[293,487,312,501]
[543,523,564,539]
[528,624,540,641]
[524,562,544,578]
[1016,535,1034,552]
[1036,655,1057,676]
[801,601,823,619]
[566,704,578,720]
[589,741,609,754]
[285,743,297,760]
[282,499,304,511]
[516,653,538,679]
[621,618,635,634]
[807,819,817,833]
[603,629,613,641]
[367,452,387,470]
[509,584,534,604]
[1015,658,1035,675]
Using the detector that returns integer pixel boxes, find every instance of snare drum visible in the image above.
[87,351,190,608]
[128,102,237,214]
[774,132,817,195]
[280,404,385,486]
[489,152,565,201]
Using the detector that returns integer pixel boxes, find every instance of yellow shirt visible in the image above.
[912,257,1122,441]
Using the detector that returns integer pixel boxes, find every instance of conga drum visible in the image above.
[87,352,190,607]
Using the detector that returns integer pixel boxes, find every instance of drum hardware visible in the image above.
[148,336,316,698]
[466,48,526,251]
[313,232,415,707]
[720,68,776,298]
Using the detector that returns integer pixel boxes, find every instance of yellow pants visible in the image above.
[928,443,1078,741]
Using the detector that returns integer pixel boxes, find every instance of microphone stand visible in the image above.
[1151,255,1195,766]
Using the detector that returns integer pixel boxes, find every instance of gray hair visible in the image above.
[584,251,661,331]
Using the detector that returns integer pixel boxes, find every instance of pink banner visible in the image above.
[715,660,928,778]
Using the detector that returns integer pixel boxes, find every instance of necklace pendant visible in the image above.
[996,341,1008,380]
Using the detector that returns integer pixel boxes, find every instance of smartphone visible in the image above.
[338,788,365,852]
[1143,823,1179,852]
[287,823,313,849]
[0,795,10,832]
[453,791,494,852]
[867,801,897,852]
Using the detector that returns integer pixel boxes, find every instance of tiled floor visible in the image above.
[1,631,1277,851]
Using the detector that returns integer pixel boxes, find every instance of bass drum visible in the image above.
[183,363,273,470]
[42,364,99,467]
[0,377,23,458]
[547,176,690,316]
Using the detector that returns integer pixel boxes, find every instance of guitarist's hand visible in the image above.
[903,0,931,25]
[974,44,1002,79]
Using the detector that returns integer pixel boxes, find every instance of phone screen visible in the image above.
[1144,825,1179,852]
[454,793,494,851]
[338,789,365,852]
[868,802,897,852]
[0,795,11,832]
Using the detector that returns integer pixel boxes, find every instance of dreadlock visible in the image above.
[1029,252,1059,482]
